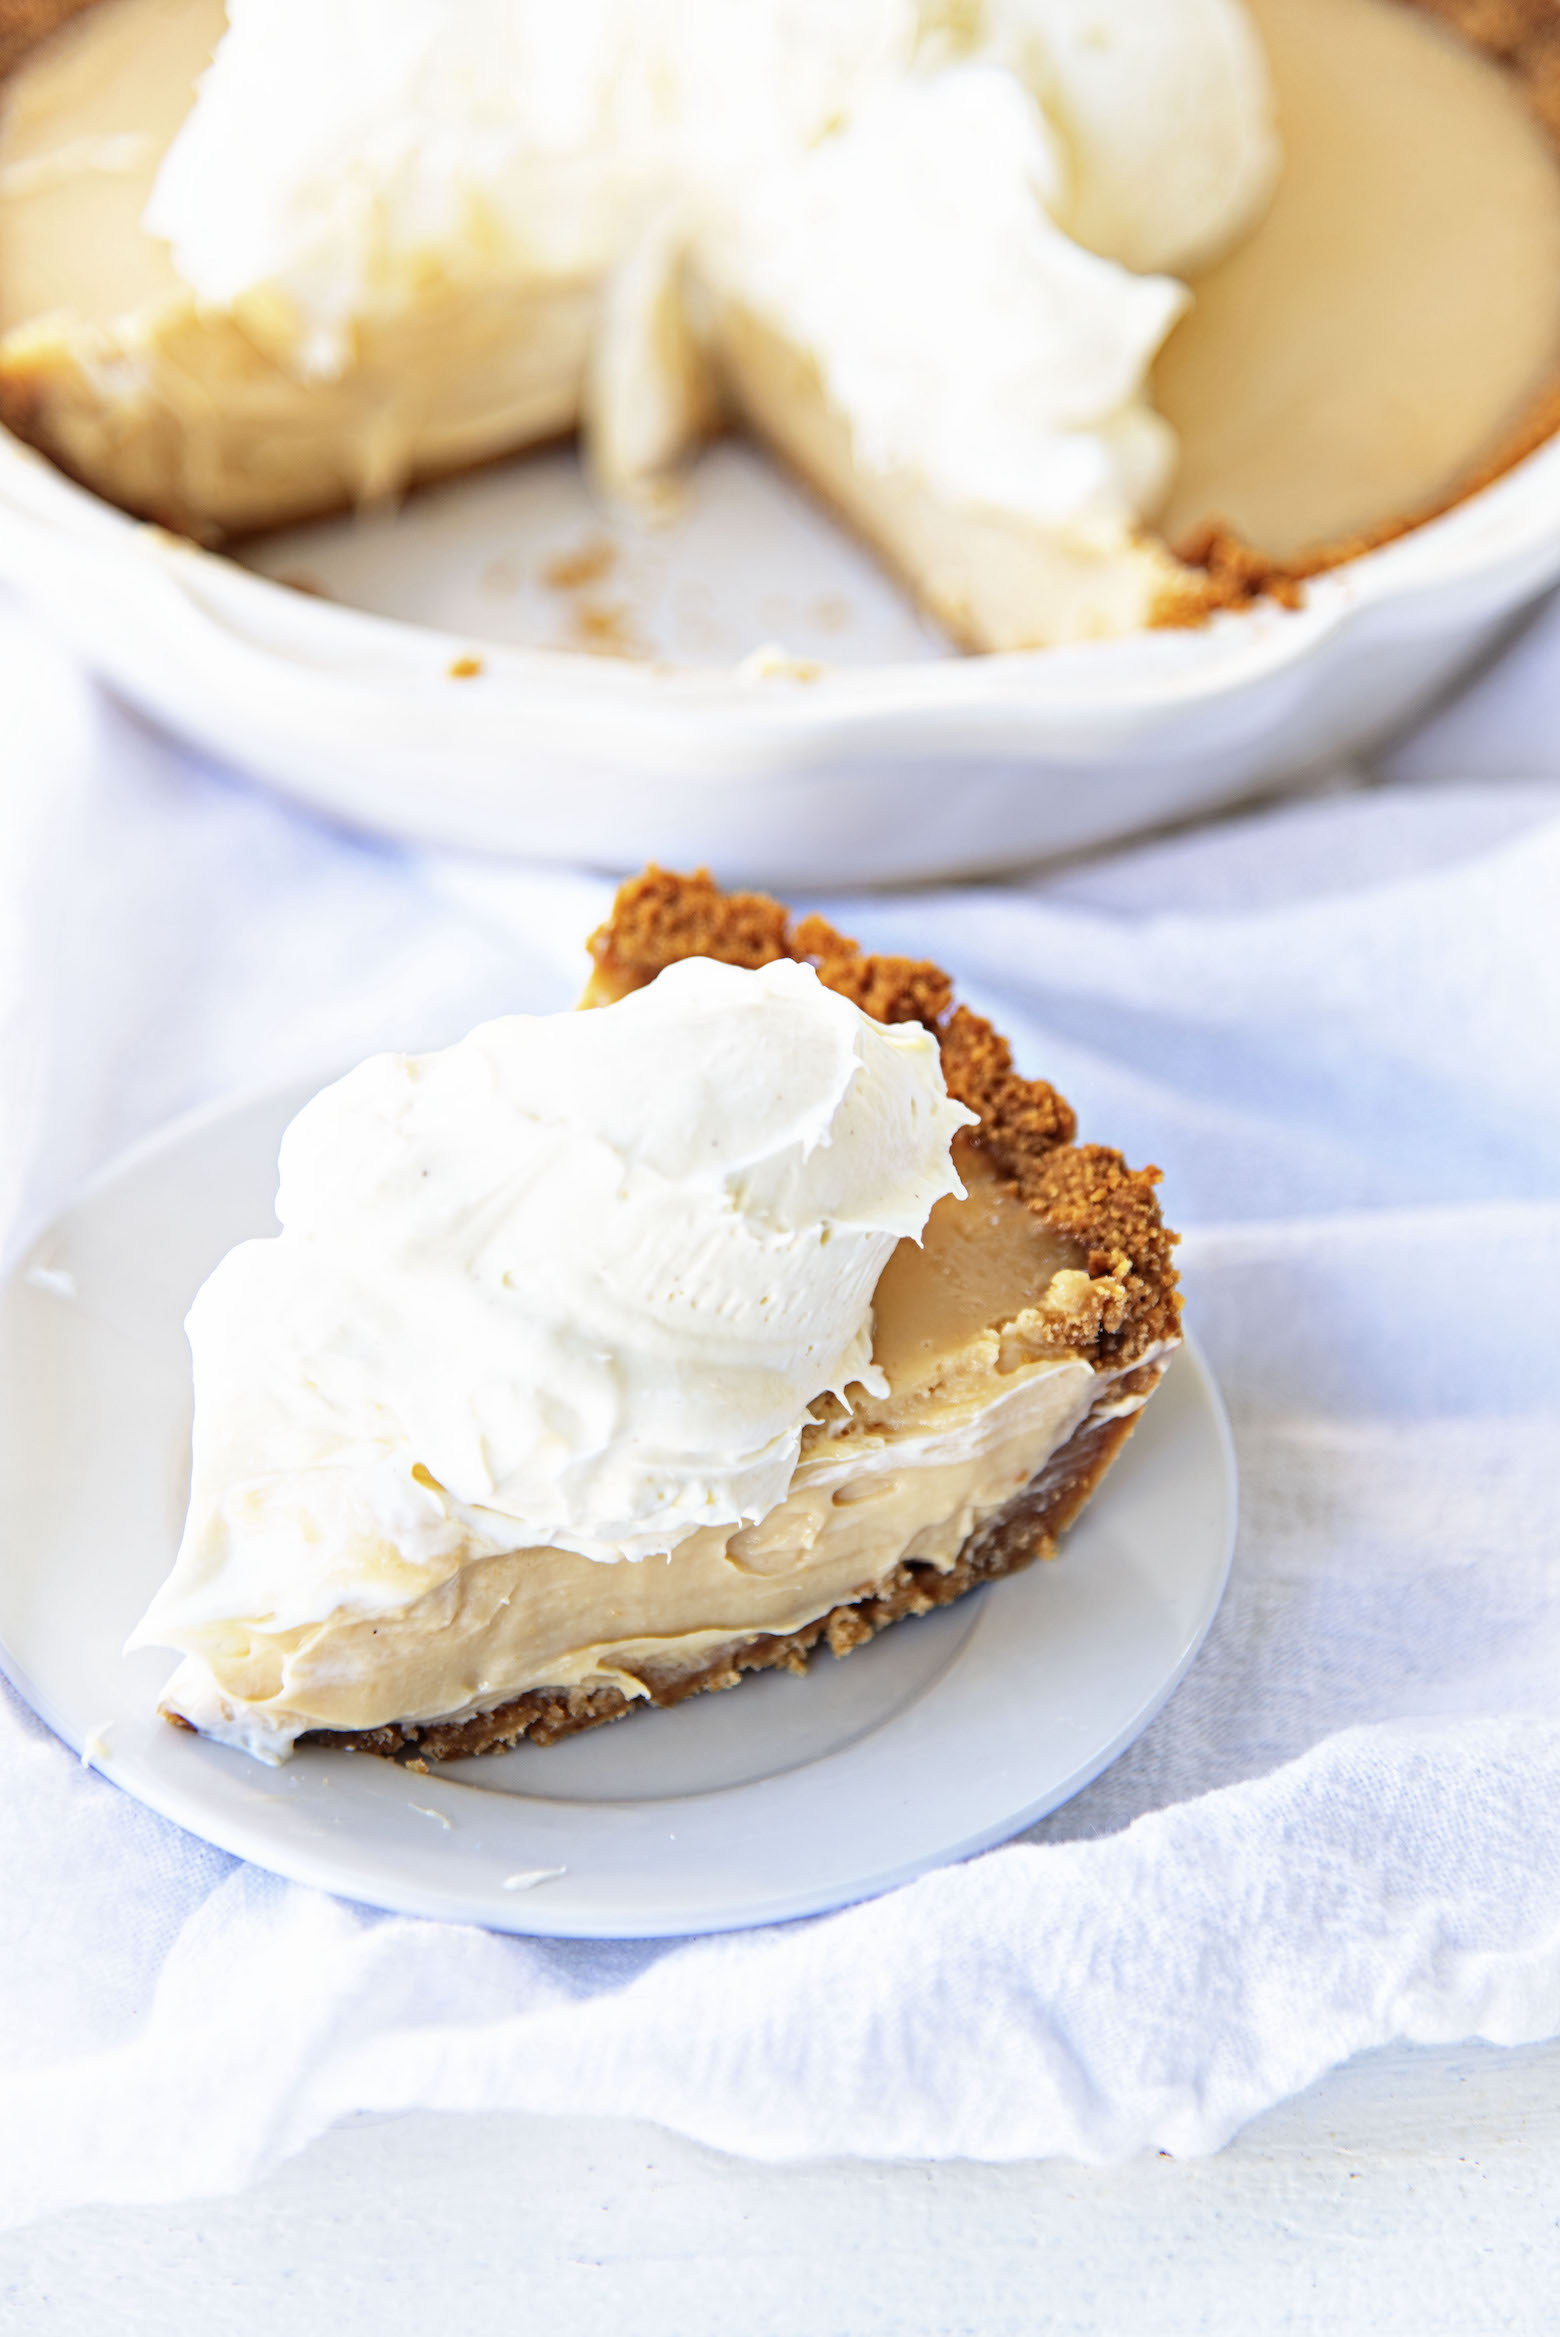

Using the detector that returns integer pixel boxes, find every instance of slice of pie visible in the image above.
[3,0,1558,648]
[129,869,1182,1764]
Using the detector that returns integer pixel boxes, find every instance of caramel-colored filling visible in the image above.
[704,298,1186,652]
[1155,0,1560,557]
[870,1142,1086,1389]
[162,1161,1147,1753]
[0,0,214,335]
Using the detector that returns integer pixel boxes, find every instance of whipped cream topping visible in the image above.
[140,0,1278,532]
[701,64,1186,532]
[156,1334,1120,1764]
[978,0,1280,277]
[132,959,975,1667]
[142,0,918,372]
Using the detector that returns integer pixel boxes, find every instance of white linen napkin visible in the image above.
[2,588,1559,2224]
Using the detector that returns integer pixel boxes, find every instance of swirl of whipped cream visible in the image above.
[131,959,976,1660]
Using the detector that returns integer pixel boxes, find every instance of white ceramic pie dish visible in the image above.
[2,414,1559,885]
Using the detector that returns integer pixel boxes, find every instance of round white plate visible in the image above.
[0,1086,1237,1937]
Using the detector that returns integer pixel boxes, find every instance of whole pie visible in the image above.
[2,0,1559,649]
[130,870,1182,1764]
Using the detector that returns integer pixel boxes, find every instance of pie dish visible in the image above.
[129,869,1182,1767]
[2,0,1559,873]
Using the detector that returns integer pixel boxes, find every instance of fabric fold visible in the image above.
[2,588,1559,2222]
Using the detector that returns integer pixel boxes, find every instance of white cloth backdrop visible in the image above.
[2,588,1559,2224]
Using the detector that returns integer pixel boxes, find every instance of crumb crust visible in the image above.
[586,866,1180,1371]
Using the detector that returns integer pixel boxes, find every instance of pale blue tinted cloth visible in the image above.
[1,589,1558,2221]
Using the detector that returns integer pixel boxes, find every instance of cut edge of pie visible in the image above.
[275,865,1183,1766]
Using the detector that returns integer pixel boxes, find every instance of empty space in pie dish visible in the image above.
[238,440,957,672]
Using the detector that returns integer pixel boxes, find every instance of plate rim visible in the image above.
[0,1086,1239,1938]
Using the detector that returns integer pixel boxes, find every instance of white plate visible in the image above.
[0,1086,1237,1937]
[4,422,1560,882]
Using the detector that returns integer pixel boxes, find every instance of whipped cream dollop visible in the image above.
[142,0,1278,531]
[143,0,919,370]
[700,64,1187,532]
[132,960,975,1663]
[976,0,1280,278]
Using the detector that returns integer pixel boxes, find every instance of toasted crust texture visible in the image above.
[587,866,1180,1368]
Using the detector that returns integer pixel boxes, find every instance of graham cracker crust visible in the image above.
[587,867,1181,1371]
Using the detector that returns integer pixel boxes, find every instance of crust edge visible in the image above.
[586,866,1182,1372]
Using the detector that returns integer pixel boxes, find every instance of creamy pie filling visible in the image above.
[704,296,1192,653]
[159,1148,1161,1763]
[1155,0,1560,560]
[0,0,598,529]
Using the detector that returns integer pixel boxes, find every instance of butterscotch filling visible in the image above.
[1157,0,1560,558]
[162,1149,1156,1755]
[0,0,207,328]
[705,297,1189,654]
[0,0,595,531]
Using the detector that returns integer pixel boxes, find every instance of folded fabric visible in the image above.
[2,592,1558,2224]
